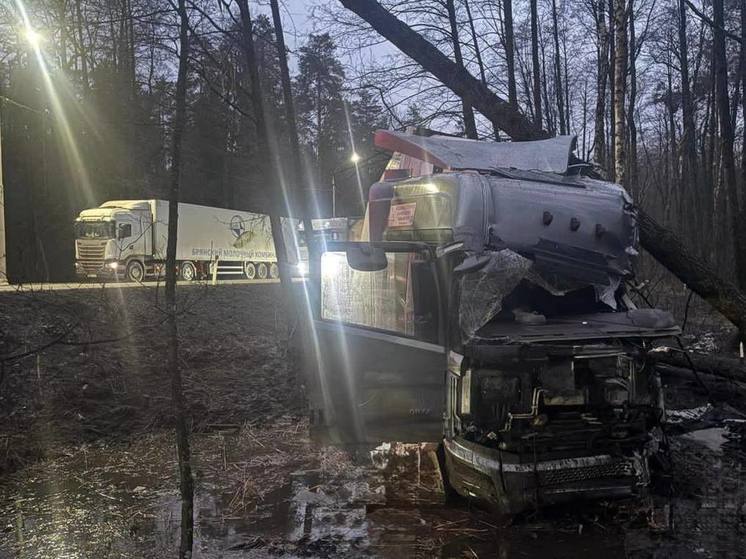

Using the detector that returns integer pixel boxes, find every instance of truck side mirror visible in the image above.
[346,245,388,272]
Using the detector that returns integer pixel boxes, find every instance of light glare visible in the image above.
[23,27,42,48]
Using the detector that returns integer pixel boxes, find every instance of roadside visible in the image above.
[0,283,296,475]
[0,278,281,293]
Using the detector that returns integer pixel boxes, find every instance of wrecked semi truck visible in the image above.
[298,131,679,513]
[74,200,286,282]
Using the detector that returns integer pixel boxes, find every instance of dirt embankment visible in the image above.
[0,283,301,474]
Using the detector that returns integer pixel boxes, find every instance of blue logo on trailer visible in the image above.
[230,215,245,238]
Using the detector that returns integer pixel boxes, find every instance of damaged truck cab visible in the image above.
[298,132,678,514]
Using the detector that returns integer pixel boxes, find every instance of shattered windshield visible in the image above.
[74,221,115,239]
[458,249,617,341]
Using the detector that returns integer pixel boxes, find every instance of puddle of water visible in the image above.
[1,419,745,558]
[683,427,730,453]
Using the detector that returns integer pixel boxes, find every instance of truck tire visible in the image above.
[244,261,257,280]
[126,260,145,283]
[180,261,197,281]
[257,262,268,279]
[269,262,279,279]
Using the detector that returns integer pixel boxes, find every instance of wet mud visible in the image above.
[0,413,744,558]
[1,285,745,557]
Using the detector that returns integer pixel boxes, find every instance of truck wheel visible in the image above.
[269,263,279,279]
[180,261,197,281]
[244,261,256,279]
[257,262,268,279]
[126,260,145,283]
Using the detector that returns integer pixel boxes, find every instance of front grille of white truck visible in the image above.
[77,241,106,273]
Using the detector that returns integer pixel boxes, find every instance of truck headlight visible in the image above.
[108,262,119,270]
[296,261,308,276]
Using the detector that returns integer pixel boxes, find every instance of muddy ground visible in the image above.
[0,283,744,558]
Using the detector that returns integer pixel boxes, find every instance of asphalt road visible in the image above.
[0,278,282,292]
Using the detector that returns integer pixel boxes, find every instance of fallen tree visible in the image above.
[650,346,746,382]
[338,0,746,335]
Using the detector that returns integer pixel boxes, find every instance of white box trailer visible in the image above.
[74,199,296,282]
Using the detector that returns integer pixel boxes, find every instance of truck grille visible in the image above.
[539,459,635,487]
[77,241,106,273]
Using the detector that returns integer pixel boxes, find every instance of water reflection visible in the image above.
[0,419,744,558]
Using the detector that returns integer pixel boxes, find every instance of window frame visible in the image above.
[316,241,444,344]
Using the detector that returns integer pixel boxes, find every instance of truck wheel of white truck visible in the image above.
[126,260,145,283]
[269,263,279,279]
[180,261,197,281]
[244,262,256,279]
[257,263,268,279]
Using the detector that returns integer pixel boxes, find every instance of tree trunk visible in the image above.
[165,0,194,556]
[713,0,746,288]
[627,2,637,189]
[269,0,317,278]
[463,0,498,139]
[742,0,746,195]
[338,0,544,140]
[612,0,627,184]
[446,0,477,139]
[235,0,292,295]
[608,0,616,173]
[593,0,609,169]
[503,0,518,109]
[464,0,487,85]
[530,0,543,129]
[74,0,89,93]
[638,210,746,333]
[650,347,746,383]
[338,0,746,335]
[678,0,698,245]
[551,0,566,135]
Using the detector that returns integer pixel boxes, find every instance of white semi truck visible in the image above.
[74,200,293,282]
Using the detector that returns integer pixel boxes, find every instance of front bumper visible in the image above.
[443,437,649,514]
[75,260,121,279]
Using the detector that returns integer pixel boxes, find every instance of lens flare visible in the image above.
[14,0,96,207]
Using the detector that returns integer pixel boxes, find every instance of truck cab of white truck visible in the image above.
[74,200,153,281]
[74,200,285,282]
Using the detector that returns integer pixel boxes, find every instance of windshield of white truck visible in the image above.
[74,221,115,239]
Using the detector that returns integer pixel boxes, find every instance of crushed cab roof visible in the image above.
[374,130,577,174]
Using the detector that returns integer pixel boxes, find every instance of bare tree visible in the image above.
[504,0,518,108]
[235,0,291,294]
[592,0,610,169]
[713,0,746,288]
[530,0,543,128]
[741,0,746,198]
[612,0,628,184]
[678,0,697,239]
[269,0,316,274]
[164,0,194,556]
[551,0,566,135]
[446,0,478,138]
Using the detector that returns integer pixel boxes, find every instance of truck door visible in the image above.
[298,243,446,445]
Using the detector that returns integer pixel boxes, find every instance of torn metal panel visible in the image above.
[479,174,636,282]
[374,130,576,174]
